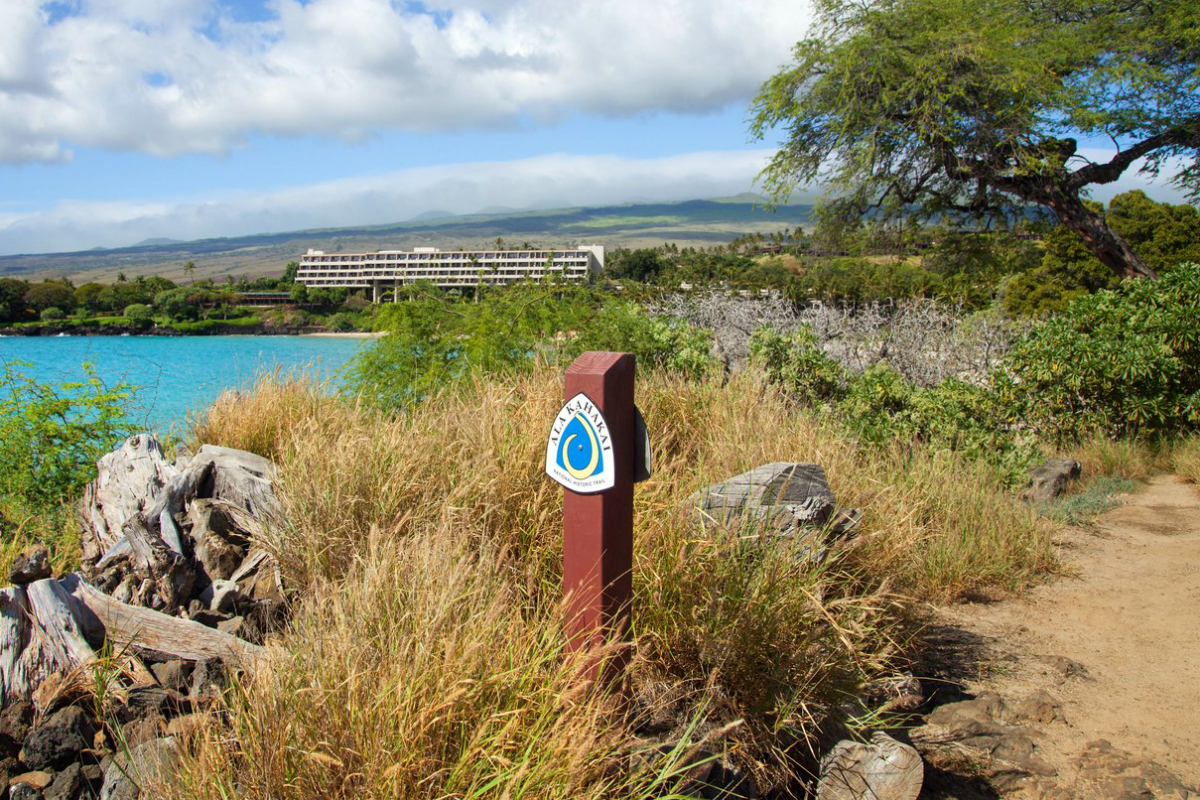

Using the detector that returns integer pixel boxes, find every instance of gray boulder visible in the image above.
[100,736,178,800]
[817,731,923,800]
[689,463,837,533]
[1022,459,1082,504]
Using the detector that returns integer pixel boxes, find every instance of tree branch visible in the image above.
[1068,130,1197,189]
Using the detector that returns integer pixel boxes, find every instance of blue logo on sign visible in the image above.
[556,412,604,481]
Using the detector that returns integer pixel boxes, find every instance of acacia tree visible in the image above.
[750,0,1200,279]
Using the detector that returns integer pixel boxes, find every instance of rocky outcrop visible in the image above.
[816,731,924,800]
[687,462,863,558]
[1022,458,1082,504]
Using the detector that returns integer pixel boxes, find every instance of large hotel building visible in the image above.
[295,245,605,301]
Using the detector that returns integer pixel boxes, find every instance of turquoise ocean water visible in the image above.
[0,335,368,434]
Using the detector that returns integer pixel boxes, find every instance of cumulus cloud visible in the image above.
[0,149,783,254]
[0,0,811,163]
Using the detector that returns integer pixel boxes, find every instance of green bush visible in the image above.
[40,307,65,322]
[325,312,361,332]
[750,327,1036,482]
[124,303,154,328]
[999,263,1200,442]
[0,363,135,506]
[347,284,712,408]
[749,327,846,405]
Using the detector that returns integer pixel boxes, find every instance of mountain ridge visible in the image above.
[0,198,812,283]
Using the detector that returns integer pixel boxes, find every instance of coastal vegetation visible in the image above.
[0,0,1197,795]
[4,206,1200,796]
[0,266,372,334]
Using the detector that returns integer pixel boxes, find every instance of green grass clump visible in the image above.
[1039,476,1137,527]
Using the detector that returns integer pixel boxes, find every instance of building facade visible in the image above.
[295,245,604,300]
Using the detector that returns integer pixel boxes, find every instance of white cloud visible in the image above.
[0,0,812,163]
[0,149,781,253]
[1072,148,1192,205]
[0,145,1183,256]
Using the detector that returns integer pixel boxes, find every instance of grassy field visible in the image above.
[161,365,1052,798]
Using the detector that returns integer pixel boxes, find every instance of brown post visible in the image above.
[561,352,635,684]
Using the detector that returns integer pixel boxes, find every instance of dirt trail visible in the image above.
[919,476,1200,797]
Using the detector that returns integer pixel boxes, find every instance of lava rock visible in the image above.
[21,707,95,771]
[150,660,193,694]
[0,702,35,755]
[1021,459,1081,504]
[10,782,45,800]
[9,546,51,584]
[8,769,53,791]
[190,659,227,701]
[116,688,188,725]
[188,608,232,628]
[164,714,206,740]
[120,715,166,749]
[80,764,104,793]
[1,756,24,785]
[44,762,83,800]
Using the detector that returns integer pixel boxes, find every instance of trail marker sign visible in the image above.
[548,352,645,686]
[545,393,616,493]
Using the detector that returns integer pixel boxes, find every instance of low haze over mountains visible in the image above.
[0,198,812,284]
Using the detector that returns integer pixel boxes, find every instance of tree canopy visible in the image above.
[750,0,1200,279]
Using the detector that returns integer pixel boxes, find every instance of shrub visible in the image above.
[324,312,360,332]
[40,306,65,322]
[0,363,135,505]
[999,263,1200,442]
[123,303,153,327]
[346,285,712,408]
[750,326,1036,482]
[749,326,847,405]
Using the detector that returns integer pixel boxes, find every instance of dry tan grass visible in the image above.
[1172,438,1200,484]
[171,366,1053,796]
[1068,435,1170,483]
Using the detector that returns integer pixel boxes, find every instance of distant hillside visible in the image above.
[0,199,812,284]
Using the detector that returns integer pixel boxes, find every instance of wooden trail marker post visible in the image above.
[544,352,650,686]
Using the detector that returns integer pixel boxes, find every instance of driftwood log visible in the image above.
[0,574,264,704]
[0,435,282,706]
[80,434,177,565]
[80,436,283,617]
[64,575,264,663]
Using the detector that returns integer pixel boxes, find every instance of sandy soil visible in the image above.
[930,476,1200,791]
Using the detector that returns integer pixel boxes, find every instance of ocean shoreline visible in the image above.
[0,323,380,338]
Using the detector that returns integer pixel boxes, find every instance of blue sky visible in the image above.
[0,0,1187,255]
